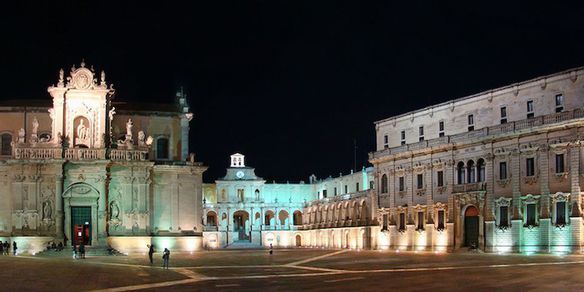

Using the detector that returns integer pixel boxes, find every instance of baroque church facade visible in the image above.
[0,61,206,254]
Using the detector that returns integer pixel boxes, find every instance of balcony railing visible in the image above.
[306,189,372,206]
[371,107,584,159]
[452,182,486,193]
[110,149,149,161]
[64,148,106,160]
[13,147,62,160]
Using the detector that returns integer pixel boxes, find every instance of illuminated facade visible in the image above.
[202,154,378,249]
[370,67,584,252]
[0,61,206,254]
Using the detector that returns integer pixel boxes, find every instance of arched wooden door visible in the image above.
[464,206,479,247]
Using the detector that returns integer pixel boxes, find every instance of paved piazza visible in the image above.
[2,249,584,291]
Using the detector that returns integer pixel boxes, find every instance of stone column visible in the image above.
[485,153,495,221]
[570,143,581,216]
[55,174,64,242]
[511,150,522,219]
[180,115,190,161]
[99,175,109,244]
[538,147,550,218]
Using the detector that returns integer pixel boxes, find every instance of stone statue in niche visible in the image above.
[77,120,88,140]
[43,200,52,220]
[110,201,120,220]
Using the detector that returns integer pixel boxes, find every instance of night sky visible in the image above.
[1,2,583,183]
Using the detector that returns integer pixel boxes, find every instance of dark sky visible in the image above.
[1,2,583,183]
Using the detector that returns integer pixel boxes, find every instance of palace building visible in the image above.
[0,61,206,254]
[202,153,377,249]
[370,67,584,253]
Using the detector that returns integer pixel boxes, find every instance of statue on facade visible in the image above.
[32,117,39,135]
[77,120,88,140]
[137,130,146,146]
[126,118,133,137]
[110,201,120,220]
[17,128,25,143]
[43,200,52,220]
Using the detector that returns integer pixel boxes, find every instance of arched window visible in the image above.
[467,160,475,183]
[457,162,465,185]
[0,133,12,156]
[477,159,485,182]
[254,189,260,201]
[381,174,388,193]
[156,137,169,160]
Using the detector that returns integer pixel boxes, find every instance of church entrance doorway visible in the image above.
[464,206,479,247]
[233,211,250,242]
[71,206,92,245]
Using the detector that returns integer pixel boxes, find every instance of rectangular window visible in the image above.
[526,204,536,226]
[383,134,389,149]
[399,176,405,192]
[334,187,337,196]
[437,210,445,230]
[417,174,423,189]
[418,126,424,142]
[369,181,374,189]
[526,157,535,177]
[437,171,444,187]
[382,214,388,231]
[499,206,509,228]
[467,114,474,131]
[555,154,565,173]
[439,121,444,134]
[399,213,406,230]
[417,211,424,230]
[556,201,566,225]
[400,130,406,145]
[322,190,327,198]
[500,107,507,124]
[555,94,564,113]
[527,100,534,119]
[356,182,360,192]
[344,185,348,194]
[499,161,507,180]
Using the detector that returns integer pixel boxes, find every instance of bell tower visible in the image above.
[47,60,115,148]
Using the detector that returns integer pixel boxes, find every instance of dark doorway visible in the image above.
[233,211,249,241]
[295,235,301,247]
[71,206,91,245]
[464,206,479,247]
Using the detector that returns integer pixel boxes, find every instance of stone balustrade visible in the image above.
[110,149,149,161]
[13,147,62,160]
[64,148,106,160]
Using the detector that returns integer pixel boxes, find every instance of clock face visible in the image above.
[236,171,245,179]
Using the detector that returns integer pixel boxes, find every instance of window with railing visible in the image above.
[500,106,507,124]
[468,114,475,131]
[555,94,564,113]
[527,100,534,119]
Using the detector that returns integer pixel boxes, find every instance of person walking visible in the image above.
[269,243,273,255]
[79,243,85,259]
[162,248,170,269]
[147,244,154,265]
[73,242,77,259]
[0,242,4,255]
[4,241,9,255]
[12,241,17,256]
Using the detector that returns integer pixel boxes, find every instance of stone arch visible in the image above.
[206,210,218,226]
[457,161,465,184]
[295,233,302,247]
[278,209,289,226]
[293,210,303,226]
[463,205,479,247]
[265,210,275,226]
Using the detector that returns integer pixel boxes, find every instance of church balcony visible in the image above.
[262,225,277,231]
[110,149,149,161]
[13,147,62,160]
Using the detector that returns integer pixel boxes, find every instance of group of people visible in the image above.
[147,244,171,269]
[0,241,16,255]
[46,241,64,252]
